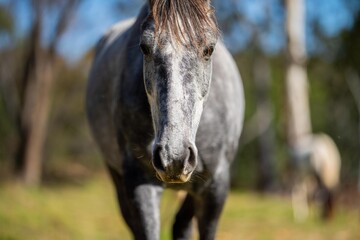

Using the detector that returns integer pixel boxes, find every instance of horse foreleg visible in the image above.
[320,187,335,220]
[107,165,163,240]
[194,173,230,240]
[172,193,195,240]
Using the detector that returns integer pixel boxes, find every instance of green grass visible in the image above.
[0,175,359,240]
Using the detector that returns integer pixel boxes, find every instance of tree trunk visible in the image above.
[284,0,312,150]
[13,0,52,186]
[14,4,43,184]
[22,57,54,185]
[13,0,78,186]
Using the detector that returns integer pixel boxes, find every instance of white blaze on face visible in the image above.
[142,32,213,160]
[137,4,219,182]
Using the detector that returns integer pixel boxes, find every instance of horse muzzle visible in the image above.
[152,142,197,183]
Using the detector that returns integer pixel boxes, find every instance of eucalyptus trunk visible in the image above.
[284,0,312,150]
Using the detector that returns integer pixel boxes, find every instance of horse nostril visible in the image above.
[153,146,166,172]
[185,146,197,172]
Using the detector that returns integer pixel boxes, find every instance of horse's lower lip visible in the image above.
[155,172,191,183]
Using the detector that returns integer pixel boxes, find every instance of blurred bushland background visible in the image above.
[0,0,360,239]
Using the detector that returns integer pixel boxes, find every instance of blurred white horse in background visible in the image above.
[291,133,341,221]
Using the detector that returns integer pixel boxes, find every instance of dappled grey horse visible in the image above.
[86,0,244,239]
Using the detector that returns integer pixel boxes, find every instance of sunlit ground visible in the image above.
[0,174,359,240]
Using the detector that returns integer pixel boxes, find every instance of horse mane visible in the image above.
[149,0,218,46]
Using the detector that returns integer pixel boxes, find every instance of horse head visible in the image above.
[140,1,218,183]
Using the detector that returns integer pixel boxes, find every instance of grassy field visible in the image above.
[0,174,359,240]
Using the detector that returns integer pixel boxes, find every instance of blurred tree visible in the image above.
[9,0,79,186]
[283,0,312,153]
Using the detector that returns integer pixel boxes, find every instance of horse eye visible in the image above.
[203,46,214,58]
[140,43,151,55]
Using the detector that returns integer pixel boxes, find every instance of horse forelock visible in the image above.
[149,0,218,47]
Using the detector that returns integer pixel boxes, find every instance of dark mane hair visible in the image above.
[149,0,219,46]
